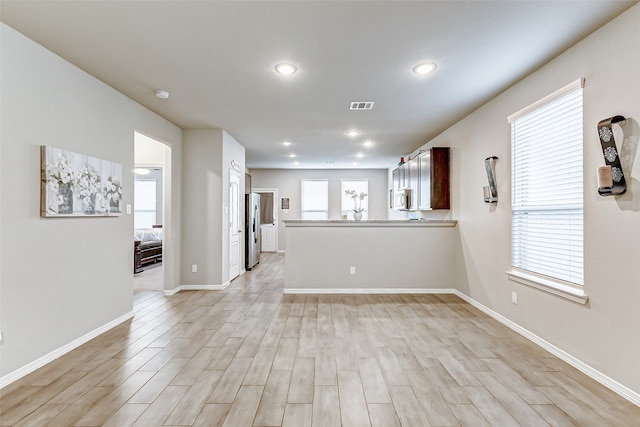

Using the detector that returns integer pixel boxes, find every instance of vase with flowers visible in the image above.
[76,165,101,215]
[345,189,367,221]
[46,152,75,214]
[104,176,123,213]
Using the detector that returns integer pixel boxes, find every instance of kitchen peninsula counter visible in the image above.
[283,219,457,227]
[283,219,462,293]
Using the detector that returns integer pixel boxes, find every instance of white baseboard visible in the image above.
[0,311,134,389]
[164,282,230,296]
[276,250,285,254]
[284,288,455,295]
[453,290,640,407]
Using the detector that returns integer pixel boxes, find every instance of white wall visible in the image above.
[250,168,388,251]
[411,4,640,396]
[0,23,182,379]
[180,129,245,288]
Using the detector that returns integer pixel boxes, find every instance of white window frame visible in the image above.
[506,78,588,304]
[301,179,329,220]
[341,179,369,220]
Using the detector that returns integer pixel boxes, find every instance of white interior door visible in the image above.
[229,170,241,280]
[261,224,276,252]
[255,188,278,253]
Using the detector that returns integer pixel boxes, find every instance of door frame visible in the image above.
[253,187,279,253]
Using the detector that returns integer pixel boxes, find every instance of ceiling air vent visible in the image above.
[350,101,375,110]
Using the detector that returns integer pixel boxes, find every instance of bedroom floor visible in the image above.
[133,263,163,292]
[2,253,638,426]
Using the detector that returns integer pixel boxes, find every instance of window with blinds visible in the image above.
[301,179,328,220]
[509,79,584,287]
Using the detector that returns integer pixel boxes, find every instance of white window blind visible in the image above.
[510,79,584,286]
[134,180,157,229]
[301,179,328,220]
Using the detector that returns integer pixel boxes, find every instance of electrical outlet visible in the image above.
[350,266,356,275]
[512,291,518,304]
[126,204,132,214]
[0,329,3,343]
[192,264,198,273]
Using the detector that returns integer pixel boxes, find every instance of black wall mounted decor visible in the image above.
[597,115,627,196]
[484,156,499,203]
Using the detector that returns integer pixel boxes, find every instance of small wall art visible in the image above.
[483,156,499,203]
[40,145,123,217]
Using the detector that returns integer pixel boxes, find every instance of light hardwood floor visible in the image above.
[1,253,638,426]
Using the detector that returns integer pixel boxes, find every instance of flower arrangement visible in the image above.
[345,189,367,213]
[46,152,76,213]
[75,166,100,205]
[104,176,123,203]
[47,152,75,185]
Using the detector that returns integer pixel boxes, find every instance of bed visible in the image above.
[134,227,163,273]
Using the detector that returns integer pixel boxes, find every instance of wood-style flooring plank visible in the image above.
[337,370,371,427]
[367,403,401,427]
[281,403,312,427]
[191,404,230,427]
[312,385,341,427]
[220,385,263,427]
[287,357,315,404]
[131,385,188,427]
[253,370,291,426]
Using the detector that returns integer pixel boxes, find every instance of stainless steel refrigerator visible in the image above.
[245,193,261,270]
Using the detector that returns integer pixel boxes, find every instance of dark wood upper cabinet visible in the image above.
[417,147,450,210]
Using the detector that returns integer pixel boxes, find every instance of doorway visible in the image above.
[254,188,278,253]
[229,169,242,280]
[133,131,170,292]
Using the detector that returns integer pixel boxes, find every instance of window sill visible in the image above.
[506,269,589,305]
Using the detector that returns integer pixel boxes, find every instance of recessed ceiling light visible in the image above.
[356,153,364,158]
[282,141,291,146]
[294,161,300,166]
[413,62,437,75]
[275,63,297,75]
[154,89,170,99]
[134,168,150,175]
[362,140,374,147]
[288,154,297,158]
[346,130,360,137]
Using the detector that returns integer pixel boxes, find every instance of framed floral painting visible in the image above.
[40,146,123,217]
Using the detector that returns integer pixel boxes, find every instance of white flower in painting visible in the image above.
[75,166,101,199]
[599,126,613,143]
[47,152,75,184]
[104,176,122,203]
[612,167,624,183]
[603,146,618,162]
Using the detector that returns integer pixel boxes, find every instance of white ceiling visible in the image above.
[1,1,635,169]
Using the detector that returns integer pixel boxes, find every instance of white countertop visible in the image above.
[282,219,457,227]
